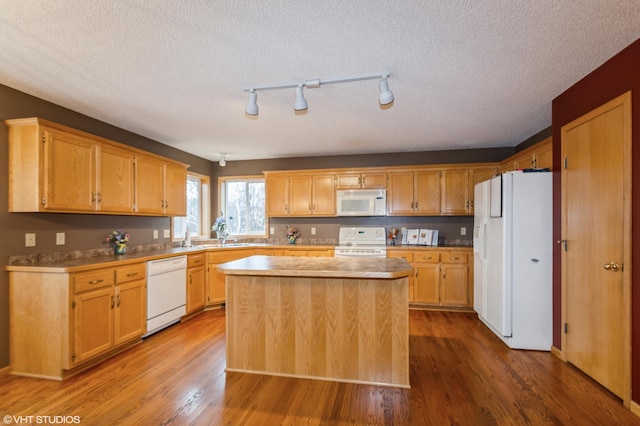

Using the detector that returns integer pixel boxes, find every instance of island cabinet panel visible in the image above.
[223,256,411,388]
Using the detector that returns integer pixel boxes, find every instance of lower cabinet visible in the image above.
[9,262,146,379]
[388,248,472,309]
[186,253,206,314]
[206,249,254,305]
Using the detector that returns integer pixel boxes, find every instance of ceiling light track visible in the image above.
[243,72,393,116]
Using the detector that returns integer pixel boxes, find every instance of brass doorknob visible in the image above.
[603,261,621,272]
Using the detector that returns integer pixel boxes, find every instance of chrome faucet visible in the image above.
[220,232,229,246]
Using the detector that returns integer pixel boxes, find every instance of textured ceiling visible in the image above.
[1,1,640,162]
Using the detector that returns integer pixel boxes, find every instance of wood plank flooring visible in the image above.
[1,309,638,425]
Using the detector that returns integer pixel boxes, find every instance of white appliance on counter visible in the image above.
[334,226,387,258]
[144,255,187,337]
[336,189,386,216]
[473,171,552,350]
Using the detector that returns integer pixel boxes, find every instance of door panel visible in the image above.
[561,92,631,401]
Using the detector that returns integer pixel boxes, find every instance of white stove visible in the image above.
[334,227,387,258]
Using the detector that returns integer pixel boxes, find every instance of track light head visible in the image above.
[294,85,308,111]
[245,90,258,116]
[219,154,226,167]
[378,77,394,106]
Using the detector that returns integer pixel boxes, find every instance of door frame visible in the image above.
[560,91,632,406]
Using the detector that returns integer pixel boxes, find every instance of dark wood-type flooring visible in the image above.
[1,309,638,425]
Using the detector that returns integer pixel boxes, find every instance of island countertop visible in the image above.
[217,255,413,279]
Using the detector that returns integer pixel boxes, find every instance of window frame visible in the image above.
[218,175,268,239]
[172,171,210,240]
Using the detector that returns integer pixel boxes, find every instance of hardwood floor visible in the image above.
[1,309,638,425]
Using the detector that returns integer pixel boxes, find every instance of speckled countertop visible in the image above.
[218,255,413,279]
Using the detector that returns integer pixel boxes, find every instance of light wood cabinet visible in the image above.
[388,171,441,215]
[186,254,206,314]
[501,137,553,172]
[8,261,147,379]
[265,172,336,216]
[206,249,254,305]
[135,154,187,216]
[388,248,472,309]
[72,263,146,365]
[5,117,187,216]
[441,166,498,215]
[336,172,387,189]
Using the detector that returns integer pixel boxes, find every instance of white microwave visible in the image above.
[336,189,387,216]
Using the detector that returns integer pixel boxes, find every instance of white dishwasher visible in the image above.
[144,255,187,337]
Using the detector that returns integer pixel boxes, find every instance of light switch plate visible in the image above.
[311,227,316,235]
[153,230,159,239]
[56,232,65,245]
[163,229,171,238]
[460,227,467,236]
[25,233,36,247]
[270,227,275,235]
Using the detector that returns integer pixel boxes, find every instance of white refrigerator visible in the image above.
[473,171,552,350]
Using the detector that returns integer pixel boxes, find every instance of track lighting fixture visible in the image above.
[294,85,308,111]
[378,76,394,105]
[219,154,226,167]
[243,72,393,116]
[245,90,258,116]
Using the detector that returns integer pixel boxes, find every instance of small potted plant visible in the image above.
[286,226,299,245]
[107,228,130,255]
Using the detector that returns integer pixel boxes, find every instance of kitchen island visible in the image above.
[217,255,413,388]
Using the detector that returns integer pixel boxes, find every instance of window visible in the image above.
[218,176,266,237]
[173,172,210,239]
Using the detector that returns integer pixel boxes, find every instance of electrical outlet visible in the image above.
[311,227,316,235]
[56,232,65,245]
[270,227,275,235]
[25,233,36,247]
[153,230,159,239]
[163,229,170,238]
[460,227,467,236]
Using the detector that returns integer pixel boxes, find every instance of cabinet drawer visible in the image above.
[414,252,440,263]
[115,263,146,284]
[387,250,414,262]
[441,252,468,264]
[74,269,115,293]
[188,253,206,268]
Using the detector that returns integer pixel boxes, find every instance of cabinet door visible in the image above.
[414,171,441,214]
[388,250,414,301]
[361,172,387,189]
[43,128,96,211]
[97,144,135,213]
[265,175,289,216]
[440,264,469,306]
[135,155,165,214]
[207,265,226,304]
[336,173,362,189]
[187,265,206,313]
[414,263,440,303]
[114,280,146,345]
[534,138,553,170]
[312,174,336,215]
[164,162,187,216]
[73,287,114,364]
[441,169,469,215]
[469,167,498,214]
[289,175,313,215]
[388,172,415,215]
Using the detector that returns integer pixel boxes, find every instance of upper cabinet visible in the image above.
[265,171,336,217]
[335,172,387,189]
[501,137,553,172]
[388,165,498,216]
[135,155,187,216]
[6,118,188,216]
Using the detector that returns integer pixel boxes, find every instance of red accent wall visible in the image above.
[551,37,640,401]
